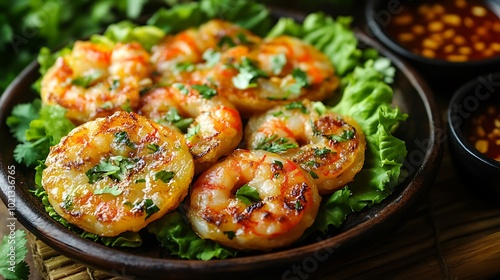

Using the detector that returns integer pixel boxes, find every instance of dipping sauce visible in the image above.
[386,0,500,62]
[465,104,500,161]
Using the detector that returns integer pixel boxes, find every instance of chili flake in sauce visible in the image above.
[386,0,500,62]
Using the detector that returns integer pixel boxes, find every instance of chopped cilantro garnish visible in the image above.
[164,108,194,132]
[135,178,146,183]
[314,147,332,157]
[186,124,200,140]
[86,156,136,183]
[155,170,175,183]
[217,35,236,49]
[270,53,287,75]
[287,68,310,94]
[236,32,250,44]
[191,84,217,99]
[272,110,283,117]
[109,79,120,91]
[101,101,113,109]
[121,100,132,112]
[114,131,136,149]
[309,170,319,179]
[235,184,261,206]
[94,185,122,196]
[202,49,221,67]
[305,160,319,167]
[147,143,159,152]
[285,101,308,113]
[328,129,355,142]
[71,70,104,88]
[295,200,303,210]
[223,231,236,240]
[272,160,284,178]
[174,62,196,72]
[173,83,189,95]
[144,199,160,219]
[292,68,310,87]
[133,199,160,220]
[61,196,73,210]
[232,57,268,90]
[253,134,298,153]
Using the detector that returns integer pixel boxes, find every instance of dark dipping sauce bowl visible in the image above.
[365,0,500,95]
[448,72,500,200]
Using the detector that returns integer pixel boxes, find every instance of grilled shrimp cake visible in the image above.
[138,81,243,175]
[41,41,152,125]
[42,111,194,237]
[208,35,339,118]
[245,100,366,194]
[187,149,321,251]
[150,19,261,84]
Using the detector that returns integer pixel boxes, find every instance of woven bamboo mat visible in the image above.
[28,149,500,280]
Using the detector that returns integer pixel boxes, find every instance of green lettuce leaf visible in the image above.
[266,12,395,82]
[92,20,165,50]
[308,61,408,234]
[147,0,272,36]
[147,211,236,260]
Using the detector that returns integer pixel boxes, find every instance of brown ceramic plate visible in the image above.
[0,14,443,280]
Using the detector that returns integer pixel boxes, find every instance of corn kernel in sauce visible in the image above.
[386,0,500,61]
[465,104,500,161]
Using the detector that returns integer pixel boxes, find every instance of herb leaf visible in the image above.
[271,53,287,75]
[155,170,175,183]
[223,231,236,240]
[285,101,308,113]
[6,99,41,142]
[144,199,160,219]
[253,135,298,153]
[114,131,136,149]
[94,185,123,196]
[186,124,200,140]
[147,143,159,152]
[9,102,74,166]
[173,83,189,95]
[71,70,104,88]
[202,49,221,67]
[133,199,160,220]
[164,108,194,132]
[174,62,196,72]
[327,129,355,142]
[86,156,136,183]
[191,84,217,99]
[235,184,261,205]
[0,230,29,280]
[314,147,332,157]
[232,57,268,90]
[287,68,310,94]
